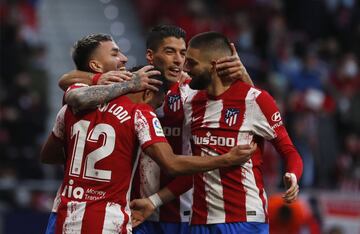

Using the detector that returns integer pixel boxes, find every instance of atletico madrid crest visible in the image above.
[224,108,240,127]
[168,94,181,112]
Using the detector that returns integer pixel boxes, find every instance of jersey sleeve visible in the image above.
[62,83,89,105]
[255,91,303,180]
[52,105,68,141]
[134,105,168,150]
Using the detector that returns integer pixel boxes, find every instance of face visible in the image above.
[184,47,212,90]
[147,37,186,83]
[92,40,128,73]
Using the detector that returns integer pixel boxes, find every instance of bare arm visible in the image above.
[59,70,133,91]
[40,133,65,164]
[216,43,254,86]
[65,65,162,114]
[59,70,93,91]
[131,187,175,227]
[144,142,256,176]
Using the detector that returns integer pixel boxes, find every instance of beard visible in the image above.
[189,69,212,90]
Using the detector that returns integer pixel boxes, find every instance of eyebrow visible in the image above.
[111,47,120,53]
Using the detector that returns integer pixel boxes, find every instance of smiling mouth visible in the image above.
[168,67,181,76]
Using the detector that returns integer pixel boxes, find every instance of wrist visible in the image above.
[148,193,163,208]
[92,73,102,85]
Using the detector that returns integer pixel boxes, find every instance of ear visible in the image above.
[210,60,217,72]
[142,89,154,103]
[89,60,103,73]
[146,49,154,65]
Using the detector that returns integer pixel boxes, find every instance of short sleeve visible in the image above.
[62,83,89,105]
[134,106,168,149]
[52,105,68,141]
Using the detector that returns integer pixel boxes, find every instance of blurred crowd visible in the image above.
[136,0,360,192]
[0,0,51,211]
[0,0,359,224]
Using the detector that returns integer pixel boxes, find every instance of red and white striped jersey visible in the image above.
[52,95,167,234]
[132,80,194,222]
[183,80,302,225]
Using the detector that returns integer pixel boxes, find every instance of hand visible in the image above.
[216,43,251,82]
[178,71,191,85]
[282,172,299,203]
[131,65,163,92]
[226,142,257,165]
[97,70,133,85]
[130,198,156,228]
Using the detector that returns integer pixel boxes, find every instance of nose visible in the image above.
[174,52,184,66]
[119,53,128,63]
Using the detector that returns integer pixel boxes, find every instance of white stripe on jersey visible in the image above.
[242,160,266,222]
[201,149,226,224]
[135,110,151,145]
[242,87,275,140]
[125,148,141,231]
[201,100,223,128]
[102,203,124,234]
[63,201,86,233]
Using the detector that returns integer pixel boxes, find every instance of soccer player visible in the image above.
[130,32,303,234]
[41,32,257,234]
[41,33,167,234]
[57,25,253,234]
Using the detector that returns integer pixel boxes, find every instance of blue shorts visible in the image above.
[133,220,190,234]
[189,222,269,234]
[45,212,57,234]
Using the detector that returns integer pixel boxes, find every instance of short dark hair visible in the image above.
[129,65,169,94]
[146,25,186,51]
[72,33,113,72]
[188,31,231,56]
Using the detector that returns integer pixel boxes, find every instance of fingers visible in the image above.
[282,173,299,203]
[138,65,155,73]
[217,66,241,77]
[283,184,299,203]
[145,70,161,77]
[216,43,239,64]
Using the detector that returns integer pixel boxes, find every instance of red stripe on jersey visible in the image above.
[191,171,208,224]
[121,205,129,234]
[81,203,106,234]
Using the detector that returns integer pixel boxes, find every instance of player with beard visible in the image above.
[57,25,253,234]
[130,32,303,234]
[41,33,257,233]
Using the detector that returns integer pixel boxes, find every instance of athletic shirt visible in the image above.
[132,80,194,222]
[52,95,167,234]
[180,80,303,225]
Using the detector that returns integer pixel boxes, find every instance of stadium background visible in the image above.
[0,0,359,233]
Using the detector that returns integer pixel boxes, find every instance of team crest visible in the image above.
[168,94,181,112]
[224,108,240,127]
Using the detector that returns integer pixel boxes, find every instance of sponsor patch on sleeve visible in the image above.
[152,118,164,137]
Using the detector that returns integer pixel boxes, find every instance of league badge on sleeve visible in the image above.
[225,108,240,127]
[152,118,165,136]
[168,94,181,112]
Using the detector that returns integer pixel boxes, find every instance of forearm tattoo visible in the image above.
[67,73,142,112]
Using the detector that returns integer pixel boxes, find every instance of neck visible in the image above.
[206,74,233,97]
[126,92,142,104]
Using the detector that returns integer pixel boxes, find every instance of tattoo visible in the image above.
[66,74,142,112]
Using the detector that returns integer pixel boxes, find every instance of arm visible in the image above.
[40,105,67,164]
[58,69,133,91]
[65,65,162,113]
[40,133,65,164]
[271,134,303,203]
[255,90,303,203]
[144,142,256,176]
[131,186,176,227]
[216,43,254,86]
